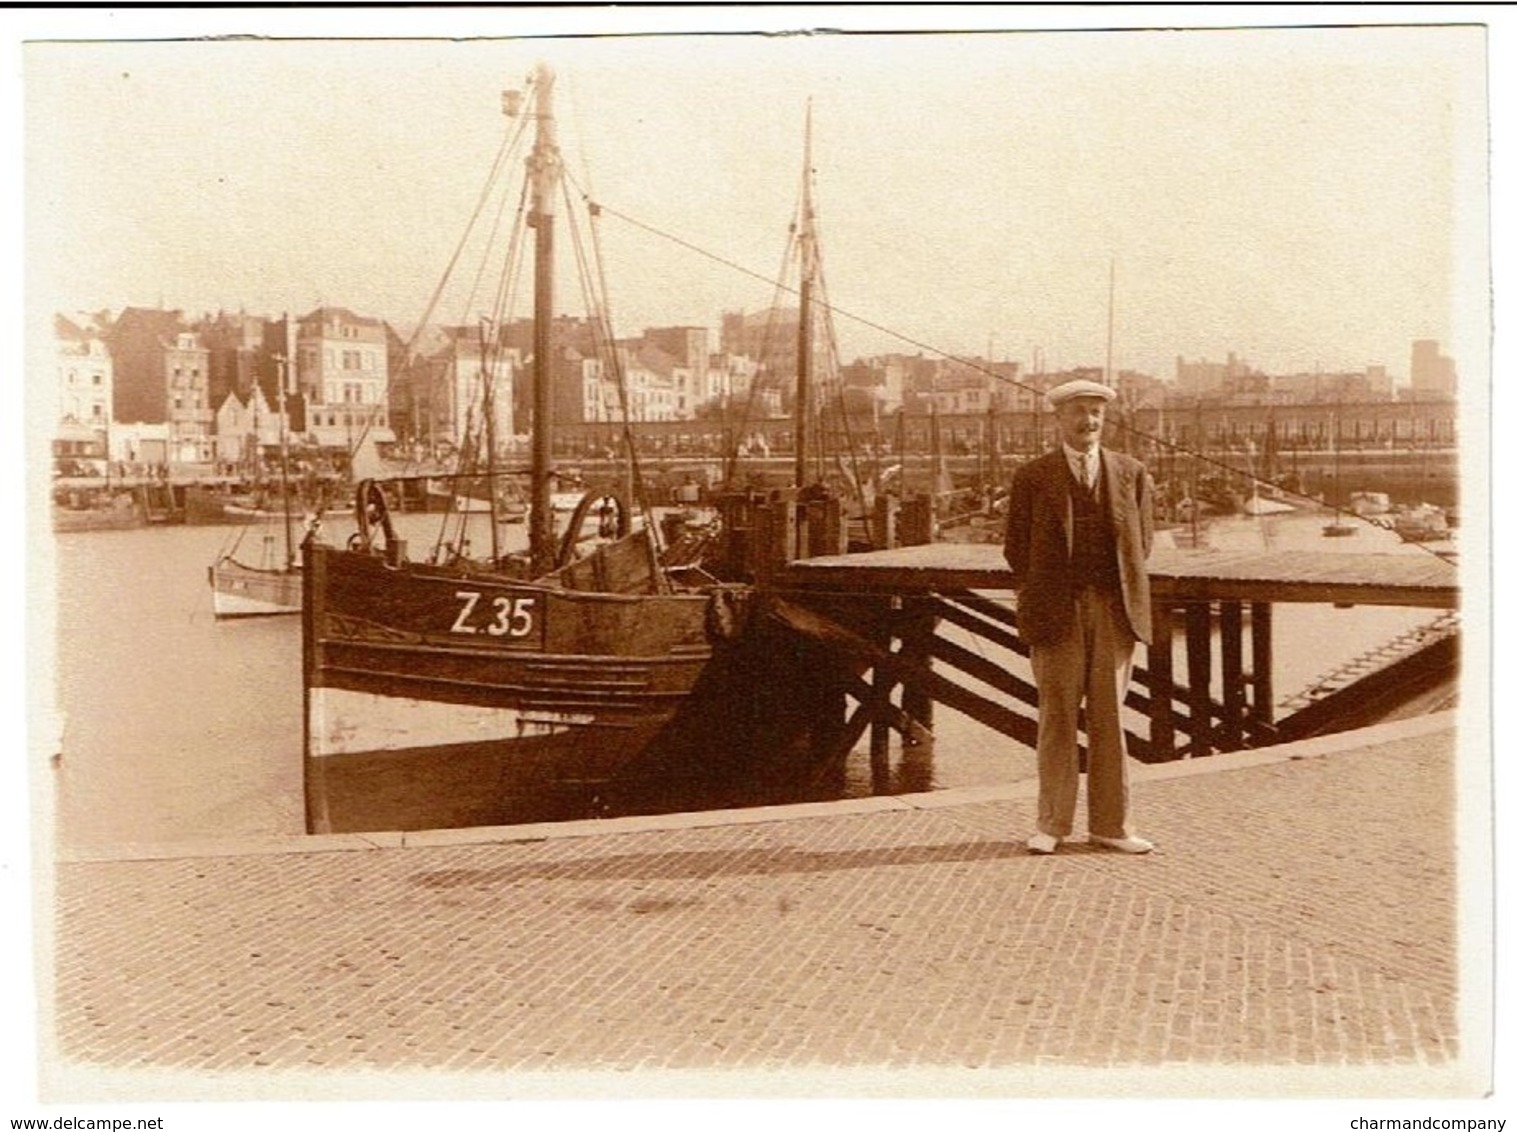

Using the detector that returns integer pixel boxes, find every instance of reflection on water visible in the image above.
[47,509,1446,852]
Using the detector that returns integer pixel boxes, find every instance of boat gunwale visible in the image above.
[311,541,722,609]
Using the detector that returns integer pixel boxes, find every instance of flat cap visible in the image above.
[1044,378,1117,409]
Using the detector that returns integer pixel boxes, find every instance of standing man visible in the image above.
[1003,379,1155,855]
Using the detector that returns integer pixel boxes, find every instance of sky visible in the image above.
[22,11,1488,385]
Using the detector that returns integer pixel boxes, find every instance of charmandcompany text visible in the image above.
[1353,1116,1504,1122]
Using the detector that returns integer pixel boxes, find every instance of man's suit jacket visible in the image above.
[1002,448,1155,647]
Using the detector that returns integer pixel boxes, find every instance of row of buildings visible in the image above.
[53,305,762,474]
[52,300,1459,476]
[1173,342,1458,402]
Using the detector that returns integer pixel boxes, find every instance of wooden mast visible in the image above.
[526,63,560,576]
[793,99,815,490]
[481,318,500,563]
[276,353,295,570]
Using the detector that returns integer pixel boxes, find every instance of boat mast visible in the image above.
[524,63,560,576]
[1104,256,1116,390]
[793,100,815,490]
[481,319,501,563]
[276,354,295,569]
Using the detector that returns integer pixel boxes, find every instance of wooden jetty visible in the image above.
[722,493,1460,775]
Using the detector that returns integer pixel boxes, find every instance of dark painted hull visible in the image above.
[304,539,751,832]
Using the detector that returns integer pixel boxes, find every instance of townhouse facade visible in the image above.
[213,384,284,466]
[53,313,114,472]
[396,324,517,456]
[294,306,393,450]
[107,306,214,464]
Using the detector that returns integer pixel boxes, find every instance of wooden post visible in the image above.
[1250,601,1274,729]
[795,500,813,561]
[782,499,800,564]
[1184,602,1213,757]
[716,492,754,579]
[899,494,933,546]
[753,499,799,584]
[900,598,936,734]
[806,496,844,558]
[1146,604,1176,761]
[869,600,898,792]
[1219,601,1244,750]
[872,493,899,550]
[750,501,773,583]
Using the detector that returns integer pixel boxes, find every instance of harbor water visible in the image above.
[45,508,1444,854]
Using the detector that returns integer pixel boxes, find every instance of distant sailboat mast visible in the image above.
[1104,256,1116,391]
[277,354,294,570]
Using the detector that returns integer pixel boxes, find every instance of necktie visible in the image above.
[1083,453,1096,490]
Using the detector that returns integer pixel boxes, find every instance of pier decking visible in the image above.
[775,542,1458,609]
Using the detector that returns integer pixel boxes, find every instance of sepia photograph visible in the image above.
[12,5,1503,1125]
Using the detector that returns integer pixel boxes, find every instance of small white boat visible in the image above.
[1393,503,1450,542]
[1349,491,1392,517]
[1241,492,1295,516]
[209,553,302,618]
[210,364,302,618]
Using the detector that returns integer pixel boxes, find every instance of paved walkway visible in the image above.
[40,711,1487,1100]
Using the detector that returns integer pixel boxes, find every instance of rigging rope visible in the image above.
[586,197,1454,564]
[568,178,672,589]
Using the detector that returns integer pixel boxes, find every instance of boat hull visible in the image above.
[211,558,302,618]
[302,540,751,832]
[52,505,145,533]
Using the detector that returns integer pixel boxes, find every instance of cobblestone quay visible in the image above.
[43,713,1484,1100]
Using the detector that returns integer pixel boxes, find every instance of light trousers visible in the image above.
[1029,586,1137,839]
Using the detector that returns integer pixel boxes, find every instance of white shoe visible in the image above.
[1090,833,1154,854]
[1026,832,1060,854]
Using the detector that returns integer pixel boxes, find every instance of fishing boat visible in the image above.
[1320,410,1358,537]
[300,66,846,834]
[1349,490,1392,517]
[209,529,303,617]
[1238,436,1295,516]
[51,489,146,533]
[209,361,303,618]
[425,471,530,520]
[1240,485,1295,516]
